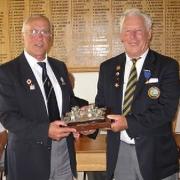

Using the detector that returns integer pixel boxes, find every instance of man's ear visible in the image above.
[148,29,152,41]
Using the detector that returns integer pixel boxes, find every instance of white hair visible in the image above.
[22,14,53,33]
[119,8,152,32]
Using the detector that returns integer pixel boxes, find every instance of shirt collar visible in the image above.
[24,50,48,68]
[125,49,149,64]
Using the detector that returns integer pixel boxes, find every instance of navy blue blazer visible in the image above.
[0,53,77,180]
[95,49,180,180]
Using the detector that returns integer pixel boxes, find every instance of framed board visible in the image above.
[0,0,180,72]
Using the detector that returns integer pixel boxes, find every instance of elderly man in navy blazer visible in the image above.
[95,8,180,180]
[0,15,78,180]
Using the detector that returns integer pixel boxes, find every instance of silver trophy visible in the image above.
[63,104,111,131]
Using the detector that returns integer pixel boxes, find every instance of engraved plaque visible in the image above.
[0,0,179,69]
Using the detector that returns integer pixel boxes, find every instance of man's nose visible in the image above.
[130,31,137,38]
[35,32,44,38]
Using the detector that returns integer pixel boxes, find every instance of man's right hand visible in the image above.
[48,120,76,141]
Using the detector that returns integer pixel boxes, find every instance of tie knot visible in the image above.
[131,59,136,65]
[131,57,141,64]
[38,62,46,70]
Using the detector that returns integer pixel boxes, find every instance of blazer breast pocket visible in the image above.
[145,83,160,101]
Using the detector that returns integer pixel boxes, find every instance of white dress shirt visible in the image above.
[24,50,63,117]
[0,123,5,133]
[120,49,149,144]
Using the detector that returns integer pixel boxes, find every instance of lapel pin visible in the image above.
[26,79,35,90]
[114,65,121,87]
[26,79,32,85]
[144,69,151,83]
[30,84,35,90]
[116,72,120,76]
[116,65,120,71]
[60,77,66,85]
[115,83,119,88]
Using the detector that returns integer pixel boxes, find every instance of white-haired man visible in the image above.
[96,8,180,180]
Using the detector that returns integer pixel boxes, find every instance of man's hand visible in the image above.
[73,132,80,140]
[107,115,128,132]
[48,120,76,141]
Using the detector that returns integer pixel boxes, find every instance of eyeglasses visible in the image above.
[24,29,51,37]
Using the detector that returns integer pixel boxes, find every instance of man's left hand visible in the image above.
[107,115,128,132]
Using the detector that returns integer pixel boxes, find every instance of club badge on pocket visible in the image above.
[148,86,160,99]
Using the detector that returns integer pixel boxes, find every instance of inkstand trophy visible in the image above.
[64,104,111,131]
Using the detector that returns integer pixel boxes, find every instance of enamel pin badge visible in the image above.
[26,79,35,90]
[60,77,66,85]
[114,65,120,88]
[144,69,151,83]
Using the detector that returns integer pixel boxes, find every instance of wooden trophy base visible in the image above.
[67,118,111,131]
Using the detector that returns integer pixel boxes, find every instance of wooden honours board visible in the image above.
[0,0,179,72]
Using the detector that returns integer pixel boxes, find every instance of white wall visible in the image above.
[73,72,99,104]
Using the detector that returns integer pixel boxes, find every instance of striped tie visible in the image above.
[123,59,138,116]
[38,62,60,122]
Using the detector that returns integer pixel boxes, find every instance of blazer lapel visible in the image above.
[134,50,157,100]
[48,59,69,116]
[112,54,126,113]
[18,53,48,117]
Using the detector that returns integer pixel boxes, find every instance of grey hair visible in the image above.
[119,8,152,32]
[22,14,53,33]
